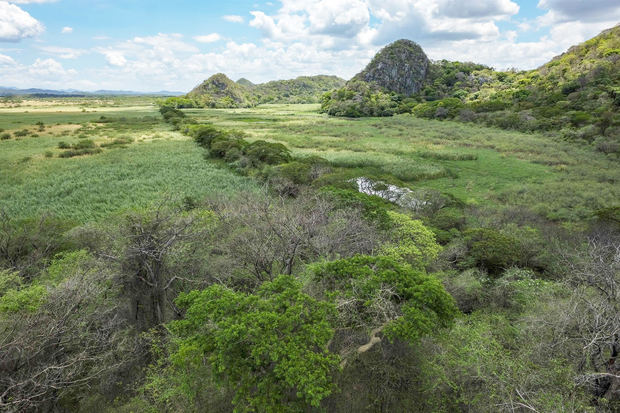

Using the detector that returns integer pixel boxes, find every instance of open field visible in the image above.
[1,101,617,224]
[0,101,256,222]
[188,104,619,222]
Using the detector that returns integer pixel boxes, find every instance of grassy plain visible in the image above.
[188,104,619,222]
[1,99,617,224]
[0,98,256,222]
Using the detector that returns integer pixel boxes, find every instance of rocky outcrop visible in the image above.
[352,39,430,96]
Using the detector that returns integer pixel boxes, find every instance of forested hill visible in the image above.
[176,73,345,108]
[321,25,619,155]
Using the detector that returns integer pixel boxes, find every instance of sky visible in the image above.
[0,0,618,92]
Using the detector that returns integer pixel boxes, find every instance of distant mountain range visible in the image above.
[0,87,182,97]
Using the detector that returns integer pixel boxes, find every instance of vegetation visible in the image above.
[174,74,346,109]
[322,25,619,155]
[1,24,619,410]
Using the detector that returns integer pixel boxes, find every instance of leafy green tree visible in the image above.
[310,255,457,356]
[169,275,339,412]
[379,211,442,269]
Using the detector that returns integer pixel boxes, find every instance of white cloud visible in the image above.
[194,33,221,43]
[435,0,519,18]
[61,26,73,34]
[538,0,620,23]
[0,57,88,89]
[0,53,16,65]
[101,50,126,66]
[0,1,44,42]
[40,45,86,59]
[223,15,244,23]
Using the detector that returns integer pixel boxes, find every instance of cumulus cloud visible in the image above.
[223,15,244,23]
[0,1,44,42]
[194,33,221,43]
[0,56,85,89]
[61,26,73,34]
[436,0,519,18]
[538,0,620,23]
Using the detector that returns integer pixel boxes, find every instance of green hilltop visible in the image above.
[176,73,346,108]
[321,24,619,155]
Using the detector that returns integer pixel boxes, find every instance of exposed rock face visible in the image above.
[352,39,430,96]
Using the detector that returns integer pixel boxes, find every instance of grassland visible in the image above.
[187,104,619,222]
[0,99,256,223]
[1,99,617,224]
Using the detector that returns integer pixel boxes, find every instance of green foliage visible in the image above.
[160,96,197,109]
[412,98,464,120]
[45,249,91,284]
[462,228,521,275]
[310,255,457,344]
[187,123,227,149]
[169,275,338,412]
[252,75,346,104]
[319,186,393,228]
[418,312,591,412]
[14,129,30,137]
[380,211,442,269]
[187,73,255,108]
[0,269,48,314]
[321,81,399,117]
[244,140,292,166]
[0,282,47,313]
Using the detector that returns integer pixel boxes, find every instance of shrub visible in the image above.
[243,140,291,166]
[58,148,103,158]
[13,129,30,137]
[100,137,134,148]
[1,133,10,140]
[320,186,393,229]
[209,136,246,160]
[72,139,96,150]
[189,124,225,149]
[57,141,71,149]
[461,228,521,276]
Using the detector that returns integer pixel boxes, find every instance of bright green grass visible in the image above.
[1,102,617,224]
[188,104,619,221]
[0,107,256,223]
[0,138,256,222]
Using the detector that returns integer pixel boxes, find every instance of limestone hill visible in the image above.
[187,73,253,108]
[351,39,430,96]
[185,74,345,107]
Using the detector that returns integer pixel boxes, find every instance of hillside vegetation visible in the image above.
[176,73,345,108]
[322,25,620,155]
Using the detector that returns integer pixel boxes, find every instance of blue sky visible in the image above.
[1,0,618,91]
